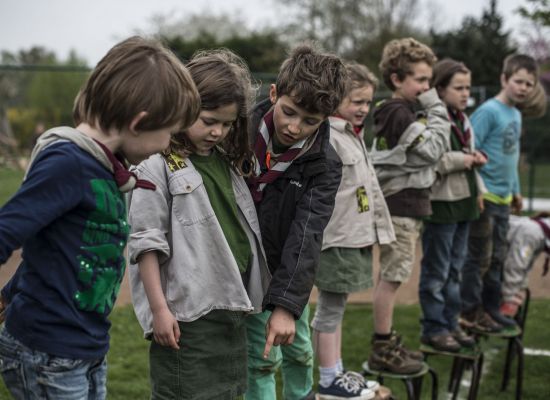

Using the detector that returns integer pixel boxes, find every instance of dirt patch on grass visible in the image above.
[2,244,549,307]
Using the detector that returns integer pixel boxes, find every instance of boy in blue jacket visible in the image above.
[460,54,538,332]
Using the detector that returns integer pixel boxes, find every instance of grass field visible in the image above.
[1,302,549,399]
[0,168,24,206]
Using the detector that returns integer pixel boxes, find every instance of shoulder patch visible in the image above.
[163,152,187,172]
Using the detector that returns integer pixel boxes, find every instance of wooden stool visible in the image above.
[420,344,484,400]
[361,361,438,400]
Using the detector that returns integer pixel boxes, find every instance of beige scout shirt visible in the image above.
[322,117,395,250]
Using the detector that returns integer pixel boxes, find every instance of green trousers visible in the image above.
[244,306,313,400]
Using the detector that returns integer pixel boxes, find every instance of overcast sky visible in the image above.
[0,0,526,66]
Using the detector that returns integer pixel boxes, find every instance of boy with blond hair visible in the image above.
[368,37,450,374]
[0,36,200,399]
[245,44,348,400]
[460,54,538,331]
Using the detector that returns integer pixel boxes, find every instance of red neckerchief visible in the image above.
[448,107,471,151]
[93,140,156,192]
[332,114,363,137]
[247,110,305,203]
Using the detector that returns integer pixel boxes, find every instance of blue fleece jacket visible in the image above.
[0,141,128,360]
[471,98,522,200]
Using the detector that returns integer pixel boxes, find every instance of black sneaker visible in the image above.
[341,370,380,392]
[318,373,375,400]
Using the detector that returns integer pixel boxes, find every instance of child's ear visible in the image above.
[269,84,278,104]
[390,73,402,89]
[500,73,508,87]
[129,111,148,134]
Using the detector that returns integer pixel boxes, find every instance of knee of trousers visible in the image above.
[248,354,283,376]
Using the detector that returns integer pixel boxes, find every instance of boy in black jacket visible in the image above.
[245,44,347,400]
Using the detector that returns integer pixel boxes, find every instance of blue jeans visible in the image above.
[461,201,510,314]
[245,307,313,400]
[419,221,470,337]
[0,328,107,400]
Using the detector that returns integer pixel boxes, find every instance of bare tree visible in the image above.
[278,0,425,72]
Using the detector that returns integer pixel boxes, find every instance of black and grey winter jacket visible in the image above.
[248,98,342,318]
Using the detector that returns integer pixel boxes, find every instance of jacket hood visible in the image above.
[373,98,415,138]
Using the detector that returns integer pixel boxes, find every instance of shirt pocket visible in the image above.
[339,149,365,189]
[168,171,215,226]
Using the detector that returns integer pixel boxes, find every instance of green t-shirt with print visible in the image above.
[190,151,251,273]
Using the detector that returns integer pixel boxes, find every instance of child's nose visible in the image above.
[288,123,301,135]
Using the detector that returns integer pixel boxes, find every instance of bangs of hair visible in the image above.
[432,58,471,90]
[276,44,347,116]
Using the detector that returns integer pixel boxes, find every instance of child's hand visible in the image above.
[263,306,296,359]
[477,195,485,213]
[511,194,523,214]
[463,154,475,170]
[473,151,487,167]
[152,307,181,350]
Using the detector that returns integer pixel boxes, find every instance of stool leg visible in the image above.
[502,337,515,391]
[427,367,439,400]
[469,352,484,400]
[403,379,416,400]
[515,337,524,400]
[448,356,459,393]
[449,358,465,399]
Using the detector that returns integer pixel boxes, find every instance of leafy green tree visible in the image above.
[518,0,550,27]
[1,47,88,150]
[166,30,287,73]
[430,0,517,87]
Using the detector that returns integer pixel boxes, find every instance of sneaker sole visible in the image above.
[318,391,375,400]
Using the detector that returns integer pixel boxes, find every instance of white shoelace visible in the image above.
[334,373,365,393]
[342,371,379,391]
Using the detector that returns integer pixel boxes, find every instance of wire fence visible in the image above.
[1,67,549,205]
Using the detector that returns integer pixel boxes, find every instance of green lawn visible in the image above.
[1,302,549,399]
[519,162,550,199]
[0,168,24,207]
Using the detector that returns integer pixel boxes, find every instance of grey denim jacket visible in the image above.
[430,113,487,201]
[128,154,270,337]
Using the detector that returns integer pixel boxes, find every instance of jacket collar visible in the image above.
[250,98,331,166]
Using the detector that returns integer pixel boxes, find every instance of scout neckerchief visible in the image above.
[248,109,307,203]
[332,114,363,137]
[532,217,550,276]
[93,140,156,192]
[448,107,472,152]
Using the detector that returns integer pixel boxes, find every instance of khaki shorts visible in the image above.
[379,216,422,283]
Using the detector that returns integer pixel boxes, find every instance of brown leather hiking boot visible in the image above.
[368,338,424,374]
[390,331,423,361]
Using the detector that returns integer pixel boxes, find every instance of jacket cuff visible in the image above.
[128,229,170,264]
[262,295,303,320]
[418,88,442,108]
